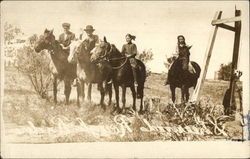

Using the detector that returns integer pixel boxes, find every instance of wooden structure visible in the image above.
[191,8,242,115]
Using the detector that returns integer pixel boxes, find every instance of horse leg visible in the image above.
[76,80,81,107]
[81,79,85,101]
[53,76,58,104]
[185,87,190,102]
[99,83,106,111]
[170,84,176,103]
[64,79,72,105]
[139,97,144,114]
[87,83,92,102]
[121,84,126,113]
[113,84,121,113]
[108,84,112,106]
[181,86,185,103]
[130,85,136,112]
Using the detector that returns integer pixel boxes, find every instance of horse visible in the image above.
[90,37,146,114]
[167,45,201,103]
[67,40,112,110]
[34,29,76,105]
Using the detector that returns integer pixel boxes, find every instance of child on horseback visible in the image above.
[164,35,192,85]
[121,34,138,87]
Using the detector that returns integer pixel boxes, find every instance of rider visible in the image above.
[58,23,76,54]
[121,34,138,87]
[80,25,99,52]
[164,35,191,85]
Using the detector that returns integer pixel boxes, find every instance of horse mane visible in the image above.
[110,44,124,57]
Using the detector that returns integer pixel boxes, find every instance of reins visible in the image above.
[110,57,128,70]
[93,43,130,70]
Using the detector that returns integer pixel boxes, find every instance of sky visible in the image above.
[1,1,249,79]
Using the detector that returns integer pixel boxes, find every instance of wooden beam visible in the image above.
[212,16,241,25]
[191,11,222,102]
[218,24,236,32]
[229,9,241,115]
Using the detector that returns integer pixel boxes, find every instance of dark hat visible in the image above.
[62,23,70,28]
[84,25,95,32]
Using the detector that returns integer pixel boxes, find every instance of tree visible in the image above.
[137,49,153,76]
[218,62,232,81]
[137,49,153,64]
[4,23,52,99]
[16,34,52,99]
[4,22,23,44]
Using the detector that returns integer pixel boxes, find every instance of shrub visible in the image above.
[16,35,52,99]
[218,62,232,81]
[137,49,153,76]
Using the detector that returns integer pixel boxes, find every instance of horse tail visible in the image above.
[136,59,146,98]
[190,61,201,77]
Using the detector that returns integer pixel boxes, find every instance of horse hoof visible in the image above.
[117,108,122,114]
[102,105,106,111]
[132,106,136,111]
[138,110,144,115]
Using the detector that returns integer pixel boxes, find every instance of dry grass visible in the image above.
[2,68,243,143]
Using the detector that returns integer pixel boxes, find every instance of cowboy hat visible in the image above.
[62,23,70,28]
[84,25,95,32]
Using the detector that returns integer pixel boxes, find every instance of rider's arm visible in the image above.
[71,33,76,41]
[172,45,179,57]
[131,44,138,55]
[95,35,100,46]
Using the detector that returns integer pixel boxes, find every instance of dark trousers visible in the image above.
[129,58,138,83]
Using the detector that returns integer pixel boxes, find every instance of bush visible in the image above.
[218,62,232,81]
[137,49,153,64]
[16,35,52,99]
[137,49,153,76]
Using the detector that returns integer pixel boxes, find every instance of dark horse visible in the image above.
[34,29,76,104]
[91,37,146,114]
[168,46,201,103]
[68,40,112,110]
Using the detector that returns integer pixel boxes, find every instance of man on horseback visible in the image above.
[121,34,138,87]
[58,23,76,54]
[79,25,99,52]
[164,35,192,85]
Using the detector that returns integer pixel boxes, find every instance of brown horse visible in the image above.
[167,46,201,103]
[91,37,146,114]
[68,40,112,110]
[34,29,76,104]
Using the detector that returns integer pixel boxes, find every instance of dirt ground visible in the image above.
[2,68,244,143]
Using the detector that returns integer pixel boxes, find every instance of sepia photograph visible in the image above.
[1,1,249,158]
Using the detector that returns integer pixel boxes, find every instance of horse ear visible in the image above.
[188,45,192,50]
[104,36,107,43]
[44,28,48,33]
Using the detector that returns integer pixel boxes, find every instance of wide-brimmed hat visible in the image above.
[84,25,95,32]
[62,23,70,28]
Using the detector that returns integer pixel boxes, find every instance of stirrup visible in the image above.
[107,80,112,84]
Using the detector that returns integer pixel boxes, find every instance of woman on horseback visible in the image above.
[121,34,138,86]
[164,35,191,85]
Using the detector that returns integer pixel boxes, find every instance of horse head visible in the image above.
[90,36,122,63]
[68,40,83,63]
[178,45,192,58]
[90,36,112,63]
[34,29,55,53]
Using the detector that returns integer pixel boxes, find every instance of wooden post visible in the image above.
[228,9,241,116]
[191,11,222,102]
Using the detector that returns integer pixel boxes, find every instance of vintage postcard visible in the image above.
[1,1,249,158]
